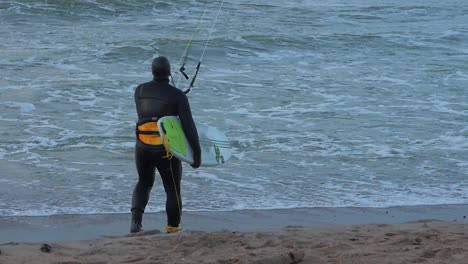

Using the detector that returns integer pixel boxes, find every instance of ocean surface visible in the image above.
[0,0,467,217]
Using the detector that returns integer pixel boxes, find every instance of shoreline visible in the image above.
[1,205,467,263]
[1,204,467,243]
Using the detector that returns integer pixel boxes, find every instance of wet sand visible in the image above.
[0,205,467,263]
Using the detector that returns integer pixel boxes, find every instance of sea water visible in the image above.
[0,0,467,216]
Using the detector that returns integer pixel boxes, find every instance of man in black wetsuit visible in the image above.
[131,56,201,233]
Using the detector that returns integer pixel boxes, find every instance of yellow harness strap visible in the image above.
[162,135,183,232]
[162,134,173,159]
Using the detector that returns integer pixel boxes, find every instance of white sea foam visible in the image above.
[190,171,263,190]
[32,135,59,146]
[435,135,468,149]
[0,101,36,113]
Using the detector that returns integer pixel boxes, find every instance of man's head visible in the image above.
[152,56,171,78]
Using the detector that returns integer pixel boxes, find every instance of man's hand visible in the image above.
[191,153,201,169]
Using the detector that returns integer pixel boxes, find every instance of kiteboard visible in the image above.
[157,116,231,167]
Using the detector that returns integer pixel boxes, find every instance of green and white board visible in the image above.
[157,116,231,167]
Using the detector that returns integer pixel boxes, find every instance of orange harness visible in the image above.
[136,118,163,145]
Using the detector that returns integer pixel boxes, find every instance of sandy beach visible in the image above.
[1,205,467,263]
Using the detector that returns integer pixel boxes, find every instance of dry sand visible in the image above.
[1,220,467,264]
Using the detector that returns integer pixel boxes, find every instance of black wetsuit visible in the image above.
[132,77,201,227]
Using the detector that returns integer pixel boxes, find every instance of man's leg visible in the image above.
[131,145,156,232]
[156,156,182,232]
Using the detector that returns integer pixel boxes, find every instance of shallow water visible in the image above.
[0,0,467,216]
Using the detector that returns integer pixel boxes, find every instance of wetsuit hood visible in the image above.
[152,56,171,78]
